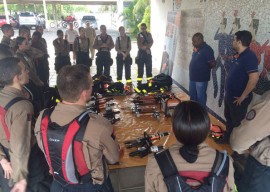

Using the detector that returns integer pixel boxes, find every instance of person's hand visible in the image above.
[233,96,246,106]
[11,179,27,192]
[0,158,13,179]
[101,43,108,48]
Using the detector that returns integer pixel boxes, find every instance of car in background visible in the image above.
[81,15,98,30]
[0,15,19,28]
[18,12,38,28]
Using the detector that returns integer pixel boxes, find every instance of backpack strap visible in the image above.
[155,149,178,178]
[87,38,90,53]
[0,97,26,141]
[140,32,149,45]
[211,150,229,176]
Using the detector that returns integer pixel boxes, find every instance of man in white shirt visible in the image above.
[65,23,78,63]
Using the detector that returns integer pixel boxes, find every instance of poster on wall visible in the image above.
[160,11,181,76]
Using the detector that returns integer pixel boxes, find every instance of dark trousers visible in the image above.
[137,51,152,80]
[96,51,112,78]
[116,53,131,81]
[76,51,92,67]
[224,95,252,138]
[0,144,52,192]
[55,55,71,73]
[50,176,114,192]
[238,156,270,192]
[36,56,50,87]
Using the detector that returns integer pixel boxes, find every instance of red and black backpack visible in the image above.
[40,108,92,185]
[0,97,27,159]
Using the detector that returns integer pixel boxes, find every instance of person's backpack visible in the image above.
[40,108,92,185]
[155,149,229,192]
[151,73,172,92]
[0,97,27,143]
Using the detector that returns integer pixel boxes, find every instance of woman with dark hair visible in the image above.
[145,101,234,192]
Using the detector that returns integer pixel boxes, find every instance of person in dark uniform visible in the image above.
[93,25,114,80]
[115,26,132,85]
[53,30,71,73]
[34,65,121,191]
[136,23,153,85]
[73,27,92,67]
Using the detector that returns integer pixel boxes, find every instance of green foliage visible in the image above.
[121,0,151,38]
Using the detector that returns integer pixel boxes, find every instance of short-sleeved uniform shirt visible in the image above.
[225,48,258,100]
[189,43,215,82]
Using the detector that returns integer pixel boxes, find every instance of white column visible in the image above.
[3,0,10,24]
[42,0,49,29]
[117,0,124,27]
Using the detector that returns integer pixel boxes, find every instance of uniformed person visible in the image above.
[0,57,32,192]
[65,22,78,64]
[36,25,47,50]
[0,57,52,192]
[93,25,114,80]
[15,37,44,118]
[230,91,270,192]
[85,21,96,60]
[115,26,132,85]
[74,27,92,67]
[34,65,121,191]
[0,44,13,89]
[136,23,153,85]
[31,31,50,87]
[53,30,71,73]
[1,24,14,48]
[145,101,234,192]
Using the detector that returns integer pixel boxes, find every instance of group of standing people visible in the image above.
[187,30,270,192]
[56,22,154,86]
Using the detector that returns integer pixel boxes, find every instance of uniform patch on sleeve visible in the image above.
[246,109,256,120]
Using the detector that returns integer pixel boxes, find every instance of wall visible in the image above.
[151,0,270,119]
[150,0,173,70]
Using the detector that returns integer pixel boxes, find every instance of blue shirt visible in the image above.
[189,43,215,82]
[225,48,258,99]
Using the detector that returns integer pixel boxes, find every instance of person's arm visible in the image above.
[146,33,153,49]
[137,34,144,50]
[0,158,13,179]
[93,36,100,50]
[108,36,115,50]
[234,72,259,106]
[231,96,270,153]
[73,38,78,60]
[53,39,60,55]
[64,31,68,41]
[27,47,44,59]
[115,37,120,53]
[100,120,120,164]
[9,101,33,183]
[126,36,131,55]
